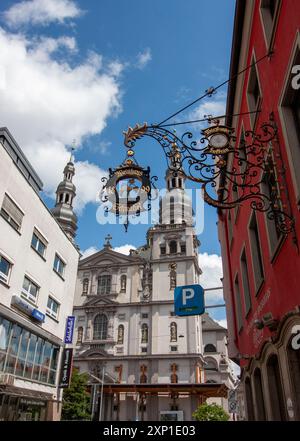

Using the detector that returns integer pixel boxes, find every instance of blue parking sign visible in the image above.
[174,284,205,316]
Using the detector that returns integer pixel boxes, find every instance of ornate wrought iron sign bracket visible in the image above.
[123,113,297,245]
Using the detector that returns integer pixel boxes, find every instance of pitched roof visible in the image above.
[202,313,227,332]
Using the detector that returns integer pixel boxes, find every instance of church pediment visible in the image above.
[79,247,143,268]
[83,295,119,307]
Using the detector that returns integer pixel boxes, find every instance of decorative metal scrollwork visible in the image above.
[123,113,296,239]
[99,152,157,232]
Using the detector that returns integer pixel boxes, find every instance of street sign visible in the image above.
[59,348,73,388]
[64,316,75,344]
[174,284,205,316]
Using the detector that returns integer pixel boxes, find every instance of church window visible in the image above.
[180,243,186,254]
[170,196,175,224]
[160,245,166,255]
[97,275,111,295]
[93,314,108,340]
[169,241,177,254]
[204,344,217,353]
[141,323,148,343]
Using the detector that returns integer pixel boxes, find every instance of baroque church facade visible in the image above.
[71,169,233,421]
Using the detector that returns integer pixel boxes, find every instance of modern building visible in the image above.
[72,169,231,421]
[218,0,300,421]
[0,127,80,420]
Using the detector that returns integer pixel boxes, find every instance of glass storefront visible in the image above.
[0,314,59,385]
[0,394,47,421]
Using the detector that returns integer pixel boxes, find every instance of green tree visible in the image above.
[61,368,91,420]
[192,402,230,421]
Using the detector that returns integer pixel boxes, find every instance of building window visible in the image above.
[141,323,148,343]
[247,58,262,128]
[170,322,177,342]
[21,276,39,304]
[31,230,47,258]
[141,347,147,353]
[241,249,252,315]
[170,311,175,317]
[169,241,177,254]
[170,346,178,352]
[160,245,166,255]
[0,316,59,385]
[77,326,83,344]
[234,275,243,333]
[97,275,111,295]
[170,196,175,224]
[93,314,108,340]
[260,0,281,49]
[180,243,186,254]
[142,313,148,319]
[120,275,127,292]
[46,297,60,320]
[82,278,89,295]
[53,254,65,278]
[204,344,217,353]
[0,254,12,285]
[117,324,124,344]
[0,194,24,232]
[249,212,264,293]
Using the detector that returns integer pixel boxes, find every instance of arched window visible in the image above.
[170,196,174,224]
[93,314,108,340]
[141,323,148,343]
[120,275,127,292]
[77,326,83,343]
[117,324,124,344]
[97,275,111,295]
[82,278,89,295]
[245,376,255,421]
[266,354,287,420]
[172,178,176,188]
[204,358,218,371]
[169,241,177,254]
[204,344,217,353]
[59,194,63,203]
[65,194,70,203]
[170,322,177,342]
[253,368,266,420]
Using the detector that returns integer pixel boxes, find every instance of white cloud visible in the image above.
[216,318,227,329]
[136,48,152,70]
[3,0,82,28]
[189,98,226,129]
[198,252,224,304]
[0,27,123,212]
[80,246,99,260]
[114,244,136,255]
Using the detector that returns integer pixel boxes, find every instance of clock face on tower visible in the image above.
[209,133,228,149]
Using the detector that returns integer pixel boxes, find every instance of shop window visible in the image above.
[253,368,266,420]
[266,354,287,420]
[0,193,24,232]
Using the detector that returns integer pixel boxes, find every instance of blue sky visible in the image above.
[0,0,236,323]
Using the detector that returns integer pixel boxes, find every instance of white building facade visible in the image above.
[73,170,230,421]
[0,128,80,420]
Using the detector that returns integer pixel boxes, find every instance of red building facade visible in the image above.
[218,0,300,421]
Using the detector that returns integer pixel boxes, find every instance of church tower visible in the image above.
[51,158,78,241]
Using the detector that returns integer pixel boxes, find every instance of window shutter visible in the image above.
[2,194,24,228]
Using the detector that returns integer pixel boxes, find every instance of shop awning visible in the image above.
[0,384,53,401]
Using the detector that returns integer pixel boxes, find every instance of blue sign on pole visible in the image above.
[64,316,75,344]
[174,284,205,316]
